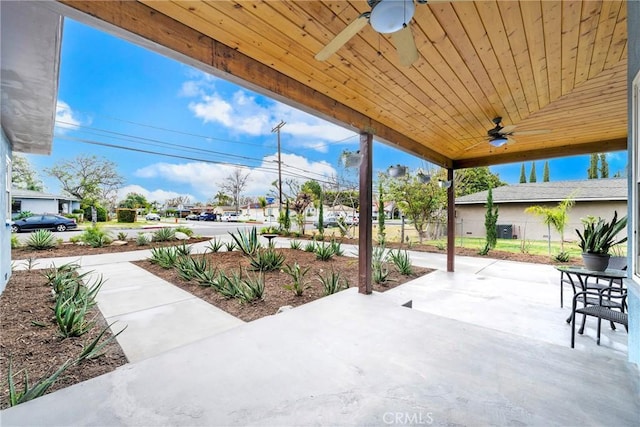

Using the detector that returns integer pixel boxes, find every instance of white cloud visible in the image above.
[182,77,356,151]
[117,184,196,204]
[134,154,337,201]
[54,100,81,132]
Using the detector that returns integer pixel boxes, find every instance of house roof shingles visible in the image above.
[455,178,627,205]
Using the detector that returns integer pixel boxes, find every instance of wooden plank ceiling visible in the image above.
[60,0,628,169]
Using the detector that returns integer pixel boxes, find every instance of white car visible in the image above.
[145,213,161,221]
[221,212,239,222]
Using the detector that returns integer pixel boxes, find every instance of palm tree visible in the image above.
[258,196,268,217]
[524,197,575,254]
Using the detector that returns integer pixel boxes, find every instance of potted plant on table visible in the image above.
[576,211,627,271]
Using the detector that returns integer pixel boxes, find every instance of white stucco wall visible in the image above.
[456,200,628,243]
[1,128,12,293]
[18,198,58,214]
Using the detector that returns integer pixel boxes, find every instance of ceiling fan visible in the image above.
[486,117,551,147]
[315,0,435,67]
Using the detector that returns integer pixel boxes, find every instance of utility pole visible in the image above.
[271,120,286,213]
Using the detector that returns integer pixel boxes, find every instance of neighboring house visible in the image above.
[1,3,62,292]
[11,189,81,217]
[455,178,627,243]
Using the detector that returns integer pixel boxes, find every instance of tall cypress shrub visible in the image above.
[484,187,499,249]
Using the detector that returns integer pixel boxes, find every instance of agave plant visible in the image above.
[576,211,627,254]
[229,227,261,256]
[282,262,311,296]
[317,269,349,296]
[26,229,57,250]
[249,248,285,272]
[153,227,176,242]
[388,249,413,275]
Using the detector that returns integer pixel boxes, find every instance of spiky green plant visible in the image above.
[26,229,57,250]
[7,357,72,407]
[229,227,261,256]
[214,270,242,299]
[304,241,316,252]
[206,238,224,253]
[289,240,302,250]
[249,248,285,272]
[282,262,311,296]
[136,233,151,246]
[80,225,112,248]
[175,256,197,281]
[10,234,20,249]
[153,227,176,242]
[314,242,334,261]
[175,243,192,257]
[236,272,265,303]
[317,269,349,295]
[388,249,413,275]
[174,226,194,237]
[149,246,179,268]
[224,241,237,252]
[372,245,390,284]
[576,211,628,254]
[117,232,128,241]
[329,240,344,256]
[54,292,95,338]
[76,322,127,363]
[553,251,571,263]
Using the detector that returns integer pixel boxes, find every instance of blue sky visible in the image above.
[28,19,628,204]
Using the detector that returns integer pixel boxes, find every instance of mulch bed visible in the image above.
[0,270,127,410]
[11,237,211,260]
[134,248,432,322]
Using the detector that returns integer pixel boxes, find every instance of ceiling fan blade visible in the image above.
[513,129,551,136]
[315,14,370,61]
[391,25,419,67]
[499,124,517,134]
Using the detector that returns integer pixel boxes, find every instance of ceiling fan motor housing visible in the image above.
[369,0,416,34]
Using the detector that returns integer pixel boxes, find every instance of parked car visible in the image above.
[145,213,161,221]
[10,214,77,233]
[185,214,199,221]
[345,214,359,225]
[199,212,217,221]
[314,216,340,228]
[221,212,239,222]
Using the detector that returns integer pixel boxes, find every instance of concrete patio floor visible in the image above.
[3,243,639,425]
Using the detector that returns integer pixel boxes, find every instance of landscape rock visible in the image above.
[275,305,293,315]
[110,240,128,246]
[175,232,190,240]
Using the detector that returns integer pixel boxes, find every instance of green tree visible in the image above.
[377,181,386,245]
[529,162,537,183]
[454,167,506,197]
[317,192,324,235]
[519,163,527,184]
[543,161,550,182]
[588,153,598,179]
[484,187,499,250]
[385,172,446,243]
[45,154,124,204]
[11,154,44,191]
[257,196,268,217]
[301,180,322,205]
[599,153,609,178]
[524,196,575,254]
[118,192,149,210]
[212,191,232,207]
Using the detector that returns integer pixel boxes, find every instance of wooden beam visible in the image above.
[453,137,628,169]
[446,168,455,272]
[57,0,452,169]
[358,133,373,295]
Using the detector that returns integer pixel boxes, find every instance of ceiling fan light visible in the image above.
[370,0,416,34]
[489,137,508,147]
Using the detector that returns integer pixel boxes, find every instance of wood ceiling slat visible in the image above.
[573,1,602,87]
[560,0,581,96]
[520,1,549,110]
[454,1,519,125]
[150,0,421,141]
[428,3,503,124]
[498,0,540,113]
[604,4,628,69]
[475,1,530,120]
[541,1,563,102]
[587,0,622,79]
